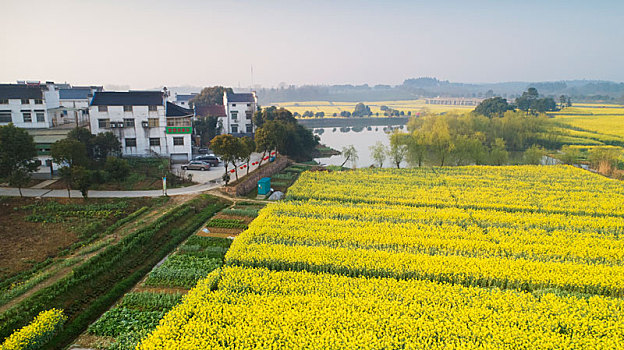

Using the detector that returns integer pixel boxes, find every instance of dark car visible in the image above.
[181,161,211,171]
[193,155,220,167]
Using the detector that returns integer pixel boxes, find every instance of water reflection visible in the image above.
[313,125,408,168]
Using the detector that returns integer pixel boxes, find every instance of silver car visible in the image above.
[181,161,211,171]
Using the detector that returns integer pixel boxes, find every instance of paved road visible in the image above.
[0,182,221,198]
[174,152,268,184]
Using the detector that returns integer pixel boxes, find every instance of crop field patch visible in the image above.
[0,197,151,280]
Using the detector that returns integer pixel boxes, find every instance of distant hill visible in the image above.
[164,78,624,105]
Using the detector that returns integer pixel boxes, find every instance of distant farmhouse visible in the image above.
[222,91,257,135]
[172,93,197,108]
[0,81,102,159]
[89,90,193,163]
[0,81,101,129]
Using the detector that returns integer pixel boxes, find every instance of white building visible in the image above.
[89,91,193,163]
[47,86,101,127]
[0,84,52,128]
[172,93,197,108]
[221,91,257,135]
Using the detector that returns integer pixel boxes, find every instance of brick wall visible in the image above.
[221,157,291,197]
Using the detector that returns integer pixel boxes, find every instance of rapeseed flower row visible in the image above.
[244,207,624,265]
[288,166,624,216]
[138,267,624,350]
[0,309,66,350]
[226,241,624,297]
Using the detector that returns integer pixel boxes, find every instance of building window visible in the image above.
[173,137,184,146]
[231,124,238,133]
[247,103,251,107]
[231,111,238,120]
[124,118,135,127]
[148,118,159,127]
[0,99,8,104]
[149,138,161,146]
[167,118,191,127]
[0,112,11,123]
[36,112,45,123]
[35,99,43,104]
[246,124,253,133]
[123,105,133,112]
[98,105,108,112]
[21,99,29,104]
[22,112,32,123]
[148,105,158,112]
[98,119,110,128]
[232,103,236,107]
[125,138,137,147]
[245,111,252,119]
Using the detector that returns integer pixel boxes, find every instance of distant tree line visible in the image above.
[254,78,624,105]
[394,110,551,166]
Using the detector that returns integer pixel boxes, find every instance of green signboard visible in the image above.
[165,126,192,134]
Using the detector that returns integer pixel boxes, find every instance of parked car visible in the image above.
[197,148,211,154]
[193,155,220,167]
[181,161,211,171]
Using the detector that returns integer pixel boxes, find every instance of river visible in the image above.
[312,125,408,168]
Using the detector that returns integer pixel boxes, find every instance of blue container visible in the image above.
[258,177,271,195]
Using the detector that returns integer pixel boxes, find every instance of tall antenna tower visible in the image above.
[250,64,254,89]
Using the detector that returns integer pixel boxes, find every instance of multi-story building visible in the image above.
[0,84,52,128]
[221,91,257,135]
[89,91,193,163]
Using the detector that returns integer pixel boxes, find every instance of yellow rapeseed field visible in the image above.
[139,166,624,349]
[271,99,474,116]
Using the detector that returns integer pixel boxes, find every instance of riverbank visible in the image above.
[298,116,409,129]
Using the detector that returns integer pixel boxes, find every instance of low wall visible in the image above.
[221,157,291,196]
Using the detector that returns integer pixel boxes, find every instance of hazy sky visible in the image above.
[1,0,623,89]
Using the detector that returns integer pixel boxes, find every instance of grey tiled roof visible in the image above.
[59,88,92,100]
[0,84,43,99]
[90,91,163,106]
[226,92,255,103]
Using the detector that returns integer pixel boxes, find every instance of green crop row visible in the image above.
[221,208,260,217]
[117,292,183,312]
[88,307,166,338]
[271,173,296,180]
[19,200,130,213]
[206,218,248,229]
